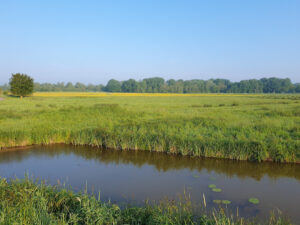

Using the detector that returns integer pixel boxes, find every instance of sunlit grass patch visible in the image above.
[0,94,299,163]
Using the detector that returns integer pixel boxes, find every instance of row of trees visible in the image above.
[1,77,300,94]
[34,82,104,92]
[104,77,300,93]
[0,82,103,92]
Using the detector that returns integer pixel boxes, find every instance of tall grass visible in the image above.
[0,177,292,224]
[0,94,299,162]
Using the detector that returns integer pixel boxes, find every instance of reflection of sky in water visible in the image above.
[0,145,299,222]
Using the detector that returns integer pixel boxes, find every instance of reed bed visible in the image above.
[0,177,292,224]
[0,94,299,162]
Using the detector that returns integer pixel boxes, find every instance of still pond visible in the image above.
[0,145,299,222]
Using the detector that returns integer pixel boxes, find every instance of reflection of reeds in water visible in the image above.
[1,144,300,181]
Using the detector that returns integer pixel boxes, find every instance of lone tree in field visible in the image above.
[9,73,34,98]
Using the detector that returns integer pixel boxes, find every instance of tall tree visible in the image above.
[105,79,121,92]
[9,73,34,98]
[121,79,138,92]
[143,77,165,92]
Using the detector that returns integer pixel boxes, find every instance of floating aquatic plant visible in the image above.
[248,198,259,204]
[193,174,200,178]
[222,200,231,205]
[212,188,222,192]
[208,184,216,189]
[213,200,222,204]
[213,200,231,205]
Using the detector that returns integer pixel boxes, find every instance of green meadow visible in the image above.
[0,93,299,162]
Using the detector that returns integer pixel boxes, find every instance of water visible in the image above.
[0,144,299,222]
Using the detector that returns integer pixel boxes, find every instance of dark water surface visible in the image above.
[0,145,299,222]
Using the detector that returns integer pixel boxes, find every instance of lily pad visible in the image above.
[248,198,259,204]
[208,184,216,189]
[213,199,231,205]
[193,174,200,178]
[212,188,222,192]
[213,200,222,204]
[222,200,231,205]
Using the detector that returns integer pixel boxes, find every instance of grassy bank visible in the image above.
[0,94,299,162]
[0,177,291,224]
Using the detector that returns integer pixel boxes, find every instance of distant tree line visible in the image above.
[103,77,300,93]
[1,77,300,93]
[33,82,104,92]
[0,82,104,92]
[99,77,300,93]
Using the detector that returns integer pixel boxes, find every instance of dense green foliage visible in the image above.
[0,177,292,224]
[0,94,299,162]
[9,73,34,97]
[1,77,299,93]
[35,82,104,92]
[104,77,299,93]
[104,79,122,92]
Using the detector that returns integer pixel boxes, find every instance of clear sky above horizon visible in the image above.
[0,0,300,84]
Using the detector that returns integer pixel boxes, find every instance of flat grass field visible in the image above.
[0,93,299,162]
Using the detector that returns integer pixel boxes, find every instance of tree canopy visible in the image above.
[103,77,299,93]
[9,73,34,97]
[104,79,121,92]
[2,76,299,93]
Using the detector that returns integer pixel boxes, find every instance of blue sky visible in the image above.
[0,0,299,84]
